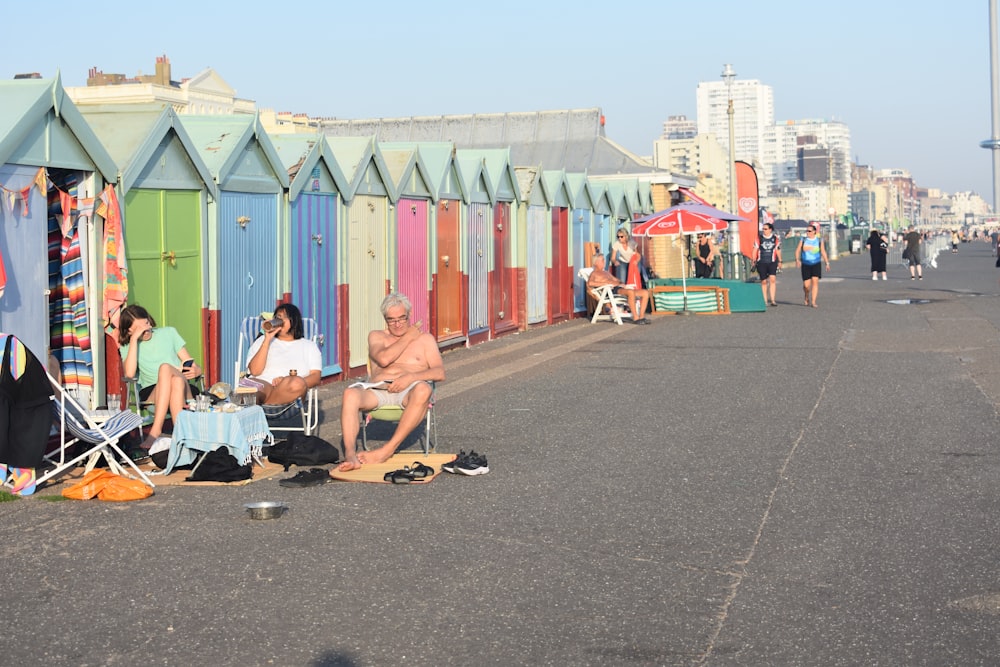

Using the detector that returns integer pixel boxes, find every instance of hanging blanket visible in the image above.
[97,185,128,330]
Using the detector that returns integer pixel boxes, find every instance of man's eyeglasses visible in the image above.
[617,234,626,238]
[385,315,409,326]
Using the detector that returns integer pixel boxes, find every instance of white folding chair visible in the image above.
[43,372,155,489]
[578,267,633,325]
[236,316,320,437]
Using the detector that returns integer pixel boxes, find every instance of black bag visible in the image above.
[186,448,253,482]
[267,433,341,471]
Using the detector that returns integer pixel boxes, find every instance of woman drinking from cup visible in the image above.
[119,305,201,451]
[245,303,321,407]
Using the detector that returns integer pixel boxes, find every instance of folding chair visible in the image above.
[236,316,319,437]
[578,267,634,325]
[359,363,436,455]
[43,372,154,489]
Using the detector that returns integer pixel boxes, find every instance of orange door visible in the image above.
[435,200,463,341]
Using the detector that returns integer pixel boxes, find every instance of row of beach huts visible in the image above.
[0,77,683,408]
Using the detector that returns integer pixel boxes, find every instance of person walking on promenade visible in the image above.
[866,229,889,281]
[903,226,923,280]
[795,224,830,308]
[753,222,781,306]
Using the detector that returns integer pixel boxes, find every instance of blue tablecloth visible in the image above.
[164,406,273,474]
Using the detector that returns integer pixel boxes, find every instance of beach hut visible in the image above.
[80,105,216,382]
[566,172,599,314]
[179,115,289,385]
[0,76,117,407]
[476,148,521,337]
[515,167,548,326]
[541,169,573,324]
[455,151,495,344]
[271,134,349,377]
[409,143,465,344]
[326,136,396,373]
[589,181,615,257]
[380,143,435,338]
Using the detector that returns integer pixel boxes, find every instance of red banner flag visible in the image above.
[735,161,759,258]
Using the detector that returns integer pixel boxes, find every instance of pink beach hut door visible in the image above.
[395,198,429,333]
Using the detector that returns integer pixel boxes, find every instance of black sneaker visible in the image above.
[455,451,489,476]
[442,450,469,474]
[279,468,330,488]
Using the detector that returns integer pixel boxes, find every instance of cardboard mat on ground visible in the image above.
[329,453,457,484]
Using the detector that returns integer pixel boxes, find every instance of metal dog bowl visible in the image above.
[244,501,287,520]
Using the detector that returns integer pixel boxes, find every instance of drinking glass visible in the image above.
[108,394,121,412]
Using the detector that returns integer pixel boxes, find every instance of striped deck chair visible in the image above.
[43,372,154,489]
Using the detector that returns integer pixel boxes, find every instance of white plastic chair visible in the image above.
[236,316,320,437]
[578,267,633,325]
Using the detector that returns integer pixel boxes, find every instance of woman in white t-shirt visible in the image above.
[246,303,321,405]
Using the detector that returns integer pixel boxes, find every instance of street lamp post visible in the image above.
[722,63,739,280]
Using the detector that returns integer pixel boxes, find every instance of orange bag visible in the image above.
[62,469,114,500]
[97,475,153,502]
[62,469,153,501]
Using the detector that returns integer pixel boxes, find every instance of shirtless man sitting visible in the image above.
[587,253,651,324]
[335,293,445,472]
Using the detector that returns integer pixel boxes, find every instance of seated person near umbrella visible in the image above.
[587,253,651,324]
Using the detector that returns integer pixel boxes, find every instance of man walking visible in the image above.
[753,222,781,307]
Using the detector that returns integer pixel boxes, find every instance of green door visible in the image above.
[124,189,203,365]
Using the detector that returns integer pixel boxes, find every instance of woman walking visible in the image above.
[795,225,830,308]
[866,229,889,281]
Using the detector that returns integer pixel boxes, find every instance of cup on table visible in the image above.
[107,394,121,413]
[195,394,211,412]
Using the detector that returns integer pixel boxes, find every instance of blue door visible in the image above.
[291,192,339,375]
[218,191,279,383]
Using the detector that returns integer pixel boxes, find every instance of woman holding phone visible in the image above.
[119,304,201,451]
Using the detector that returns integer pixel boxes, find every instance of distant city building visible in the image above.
[696,77,774,171]
[66,54,255,115]
[662,115,697,140]
[652,132,730,208]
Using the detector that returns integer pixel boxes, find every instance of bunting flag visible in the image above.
[98,185,128,329]
[34,167,47,197]
[735,161,760,259]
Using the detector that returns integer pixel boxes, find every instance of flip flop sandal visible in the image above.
[409,462,434,479]
[384,468,416,484]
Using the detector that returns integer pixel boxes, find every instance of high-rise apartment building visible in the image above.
[696,77,774,169]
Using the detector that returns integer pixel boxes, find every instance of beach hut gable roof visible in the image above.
[325,136,397,202]
[0,76,116,181]
[271,133,350,200]
[80,105,216,197]
[380,145,434,200]
[179,114,288,191]
[455,153,494,205]
[541,169,572,208]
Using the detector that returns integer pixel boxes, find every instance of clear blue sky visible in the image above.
[2,1,993,201]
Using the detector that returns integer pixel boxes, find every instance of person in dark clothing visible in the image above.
[0,334,54,496]
[866,229,889,281]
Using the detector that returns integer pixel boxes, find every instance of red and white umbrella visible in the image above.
[631,202,744,237]
[629,203,744,312]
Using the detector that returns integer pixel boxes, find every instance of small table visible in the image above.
[162,406,273,475]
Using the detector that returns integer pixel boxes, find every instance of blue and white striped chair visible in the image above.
[235,316,320,437]
[44,373,154,489]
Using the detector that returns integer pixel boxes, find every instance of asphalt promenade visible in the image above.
[5,239,1000,666]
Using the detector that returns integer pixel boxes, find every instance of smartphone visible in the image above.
[183,360,194,369]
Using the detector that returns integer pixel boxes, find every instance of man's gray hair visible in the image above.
[380,293,413,318]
